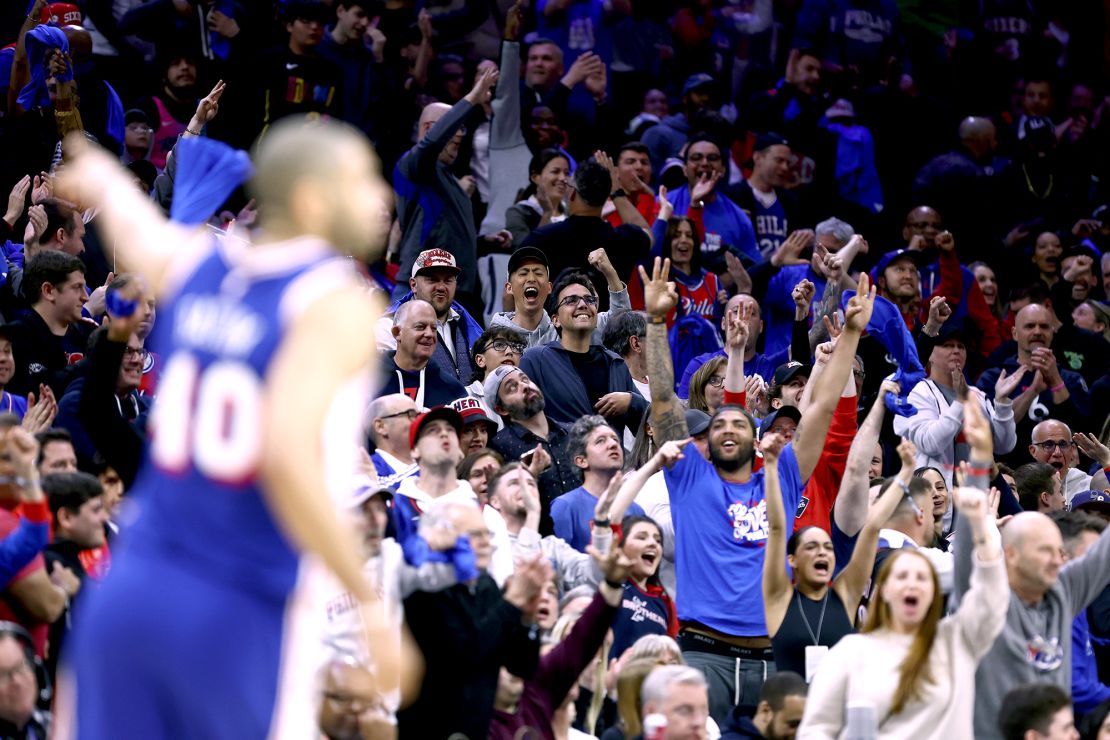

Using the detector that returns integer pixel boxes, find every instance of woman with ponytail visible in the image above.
[799,399,1010,738]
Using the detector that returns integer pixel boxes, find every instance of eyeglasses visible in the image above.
[1032,440,1075,452]
[686,152,722,163]
[557,294,598,309]
[705,375,726,388]
[380,409,418,421]
[122,347,150,362]
[481,339,526,355]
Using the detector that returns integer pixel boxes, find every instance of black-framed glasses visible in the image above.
[1032,440,1075,452]
[380,409,418,421]
[705,375,726,388]
[557,294,598,309]
[481,339,526,355]
[122,347,150,363]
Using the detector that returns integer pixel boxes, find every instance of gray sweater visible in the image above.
[959,516,1110,738]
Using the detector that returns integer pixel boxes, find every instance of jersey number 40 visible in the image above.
[150,353,264,483]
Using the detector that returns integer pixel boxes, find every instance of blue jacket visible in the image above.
[0,508,49,588]
[519,342,647,439]
[387,291,483,383]
[1073,610,1110,715]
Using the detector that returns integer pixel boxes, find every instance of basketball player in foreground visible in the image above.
[53,121,412,738]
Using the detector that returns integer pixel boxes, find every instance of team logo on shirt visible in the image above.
[795,496,810,518]
[728,499,769,542]
[622,595,668,629]
[1026,635,1064,672]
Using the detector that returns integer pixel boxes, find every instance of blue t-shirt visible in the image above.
[664,443,804,636]
[665,186,761,272]
[551,485,645,553]
[536,0,612,65]
[764,264,826,359]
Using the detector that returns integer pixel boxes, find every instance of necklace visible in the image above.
[796,589,830,646]
[1021,164,1053,200]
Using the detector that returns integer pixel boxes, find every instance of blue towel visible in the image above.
[170,136,252,226]
[840,291,924,416]
[17,26,71,110]
[103,81,125,153]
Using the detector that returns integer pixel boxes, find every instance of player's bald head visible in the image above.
[249,118,374,212]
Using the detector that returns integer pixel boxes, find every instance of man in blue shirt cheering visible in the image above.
[638,256,876,722]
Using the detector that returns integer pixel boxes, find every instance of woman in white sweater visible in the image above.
[800,400,1009,739]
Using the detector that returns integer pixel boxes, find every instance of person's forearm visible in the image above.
[612,196,648,230]
[724,345,745,394]
[1011,386,1039,422]
[412,39,432,89]
[610,460,658,522]
[646,322,688,442]
[834,395,886,534]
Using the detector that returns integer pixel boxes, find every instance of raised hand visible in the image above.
[844,271,876,332]
[637,257,679,318]
[191,80,226,128]
[504,0,524,40]
[206,8,239,38]
[690,171,721,203]
[1074,432,1110,467]
[584,60,608,100]
[1029,347,1062,387]
[936,230,956,252]
[2,426,41,485]
[593,150,619,188]
[925,295,953,331]
[896,437,917,471]
[20,385,57,435]
[4,176,30,227]
[792,279,815,317]
[771,229,812,267]
[563,52,603,88]
[505,554,555,619]
[953,485,988,525]
[588,247,618,283]
[31,172,53,205]
[962,391,992,457]
[654,438,690,470]
[417,8,433,40]
[951,365,969,397]
[587,542,634,586]
[593,470,623,521]
[524,443,552,478]
[23,204,46,245]
[465,65,500,106]
[821,312,843,342]
[878,378,901,398]
[994,365,1027,401]
[760,432,786,466]
[657,185,673,221]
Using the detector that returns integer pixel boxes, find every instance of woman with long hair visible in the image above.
[629,186,725,327]
[506,148,571,246]
[687,356,726,415]
[799,402,1009,738]
[914,465,951,549]
[763,433,918,681]
[457,448,504,507]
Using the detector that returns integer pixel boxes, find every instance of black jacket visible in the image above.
[399,575,540,739]
[6,310,89,397]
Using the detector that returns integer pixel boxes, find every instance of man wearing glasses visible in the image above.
[660,134,761,277]
[1029,420,1095,501]
[366,394,419,484]
[465,326,529,427]
[519,272,647,439]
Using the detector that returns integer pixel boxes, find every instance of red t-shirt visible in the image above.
[0,505,49,656]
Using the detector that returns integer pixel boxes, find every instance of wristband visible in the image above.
[1050,381,1066,392]
[604,578,624,590]
[648,316,666,325]
[592,519,611,529]
[966,466,992,477]
[610,189,627,200]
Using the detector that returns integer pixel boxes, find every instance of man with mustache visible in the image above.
[978,303,1089,467]
[640,257,873,722]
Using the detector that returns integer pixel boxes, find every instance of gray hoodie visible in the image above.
[958,517,1110,739]
[488,287,632,349]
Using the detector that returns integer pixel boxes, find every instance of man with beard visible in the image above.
[978,304,1089,466]
[144,51,200,170]
[640,257,875,722]
[487,365,579,532]
[870,248,922,328]
[375,250,483,383]
[377,300,467,409]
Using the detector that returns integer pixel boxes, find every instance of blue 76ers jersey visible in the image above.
[124,237,360,601]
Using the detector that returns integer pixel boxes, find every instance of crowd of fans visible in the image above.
[0,0,1109,737]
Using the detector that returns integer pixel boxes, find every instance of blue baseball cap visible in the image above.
[682,73,714,97]
[1071,490,1110,516]
[869,249,922,283]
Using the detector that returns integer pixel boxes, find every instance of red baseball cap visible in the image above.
[413,248,460,277]
[449,397,497,430]
[408,406,463,449]
[41,3,83,27]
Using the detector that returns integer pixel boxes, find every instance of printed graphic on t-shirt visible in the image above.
[728,499,769,542]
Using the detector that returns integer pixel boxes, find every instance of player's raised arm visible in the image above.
[57,134,205,298]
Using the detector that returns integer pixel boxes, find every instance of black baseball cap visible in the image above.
[753,132,789,152]
[759,406,801,438]
[507,247,549,275]
[772,361,811,387]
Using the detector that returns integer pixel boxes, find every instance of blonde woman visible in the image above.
[799,401,1009,738]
